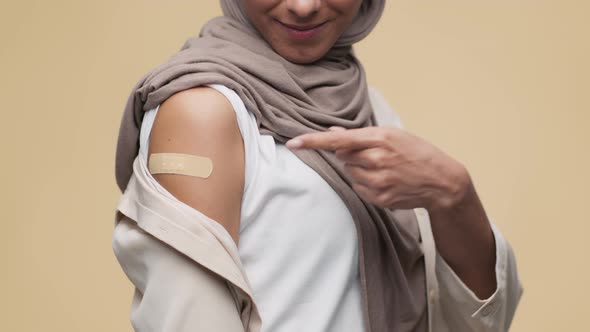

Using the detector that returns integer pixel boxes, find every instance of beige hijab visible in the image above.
[114,0,427,330]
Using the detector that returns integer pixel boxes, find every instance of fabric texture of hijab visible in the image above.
[114,0,427,331]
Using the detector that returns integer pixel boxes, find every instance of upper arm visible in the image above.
[148,86,245,245]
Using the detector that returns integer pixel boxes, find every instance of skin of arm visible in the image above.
[148,86,245,245]
[427,171,497,300]
[286,126,497,299]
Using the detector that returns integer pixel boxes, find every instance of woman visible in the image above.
[113,1,523,331]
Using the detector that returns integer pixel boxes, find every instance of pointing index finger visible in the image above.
[286,127,381,151]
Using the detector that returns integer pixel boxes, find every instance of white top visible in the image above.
[139,84,365,332]
[115,84,523,332]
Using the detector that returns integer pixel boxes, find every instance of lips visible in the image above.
[275,19,328,40]
[278,21,327,31]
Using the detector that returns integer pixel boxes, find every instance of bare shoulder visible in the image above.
[148,86,245,244]
[157,86,239,133]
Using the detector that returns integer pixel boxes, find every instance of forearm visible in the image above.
[428,172,497,299]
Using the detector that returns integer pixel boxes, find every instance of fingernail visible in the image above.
[286,138,303,149]
[329,126,346,131]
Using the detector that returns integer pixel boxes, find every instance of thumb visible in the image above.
[328,126,346,132]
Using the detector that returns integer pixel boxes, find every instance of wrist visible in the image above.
[429,162,474,212]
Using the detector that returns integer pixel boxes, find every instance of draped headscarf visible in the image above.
[114,1,427,331]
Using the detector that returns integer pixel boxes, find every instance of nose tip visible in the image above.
[286,0,320,19]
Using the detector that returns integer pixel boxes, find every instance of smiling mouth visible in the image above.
[277,20,328,31]
[274,19,329,40]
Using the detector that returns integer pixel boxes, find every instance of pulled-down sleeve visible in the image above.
[112,214,245,332]
[434,221,524,331]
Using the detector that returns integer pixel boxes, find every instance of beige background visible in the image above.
[1,0,588,331]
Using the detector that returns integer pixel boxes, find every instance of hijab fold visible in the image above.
[115,1,427,331]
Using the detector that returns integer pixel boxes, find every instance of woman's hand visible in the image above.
[286,125,472,211]
[286,125,498,299]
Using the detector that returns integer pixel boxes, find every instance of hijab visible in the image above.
[114,1,427,330]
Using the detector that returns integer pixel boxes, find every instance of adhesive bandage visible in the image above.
[148,152,213,178]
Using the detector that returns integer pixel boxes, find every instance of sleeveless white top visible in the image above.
[138,84,387,332]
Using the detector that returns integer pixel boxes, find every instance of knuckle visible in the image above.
[381,128,394,141]
[368,150,388,168]
[376,128,391,142]
[376,191,392,206]
[437,195,455,210]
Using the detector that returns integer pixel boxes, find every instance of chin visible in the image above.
[283,53,323,64]
[260,24,338,64]
[277,45,330,64]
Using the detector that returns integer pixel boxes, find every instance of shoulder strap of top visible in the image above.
[206,84,259,196]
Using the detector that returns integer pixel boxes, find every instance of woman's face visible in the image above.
[242,0,364,64]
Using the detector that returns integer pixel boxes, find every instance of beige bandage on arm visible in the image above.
[148,152,213,178]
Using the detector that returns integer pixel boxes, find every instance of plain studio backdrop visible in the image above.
[0,1,588,331]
